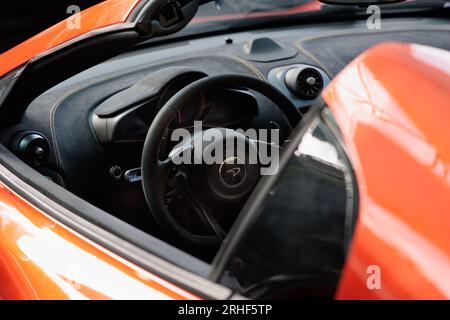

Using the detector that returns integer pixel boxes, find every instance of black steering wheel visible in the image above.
[141,74,301,253]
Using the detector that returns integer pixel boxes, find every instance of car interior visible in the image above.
[0,0,448,299]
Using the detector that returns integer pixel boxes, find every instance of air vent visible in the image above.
[11,131,50,167]
[285,67,324,100]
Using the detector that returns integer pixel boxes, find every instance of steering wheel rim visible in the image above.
[141,74,301,251]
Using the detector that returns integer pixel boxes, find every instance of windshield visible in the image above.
[194,0,323,23]
[189,0,445,26]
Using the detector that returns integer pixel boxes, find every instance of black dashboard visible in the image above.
[2,16,449,234]
[91,68,261,144]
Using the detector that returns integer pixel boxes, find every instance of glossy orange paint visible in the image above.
[323,42,450,299]
[0,179,198,300]
[0,0,141,77]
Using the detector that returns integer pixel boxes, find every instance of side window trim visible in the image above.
[321,108,359,254]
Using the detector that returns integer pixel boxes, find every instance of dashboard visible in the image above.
[1,16,449,233]
[91,69,261,144]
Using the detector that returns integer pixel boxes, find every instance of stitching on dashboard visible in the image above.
[294,42,335,77]
[47,67,157,172]
[50,89,83,171]
[226,54,266,80]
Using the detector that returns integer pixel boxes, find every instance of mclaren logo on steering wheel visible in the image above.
[219,157,247,188]
[226,167,241,177]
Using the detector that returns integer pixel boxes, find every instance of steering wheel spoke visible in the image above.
[180,186,226,241]
[157,158,171,170]
[154,158,171,184]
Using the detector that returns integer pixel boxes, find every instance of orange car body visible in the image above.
[0,0,449,300]
[0,0,141,77]
[326,42,450,299]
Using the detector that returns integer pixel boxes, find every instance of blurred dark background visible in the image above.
[0,1,100,53]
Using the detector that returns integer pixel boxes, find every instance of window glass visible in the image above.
[222,112,356,299]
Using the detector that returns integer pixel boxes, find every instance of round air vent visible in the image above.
[11,131,50,167]
[285,67,324,100]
